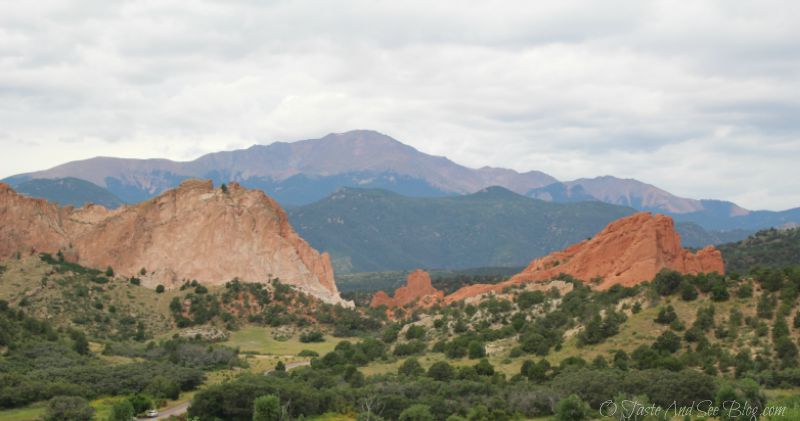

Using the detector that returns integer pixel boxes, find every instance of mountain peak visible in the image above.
[469,185,522,199]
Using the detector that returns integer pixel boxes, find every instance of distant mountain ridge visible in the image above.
[13,177,124,209]
[4,129,799,232]
[528,176,799,230]
[287,186,741,273]
[4,130,555,205]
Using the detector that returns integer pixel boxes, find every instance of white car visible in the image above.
[145,409,158,418]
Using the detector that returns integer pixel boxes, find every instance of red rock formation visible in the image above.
[0,180,350,306]
[370,269,444,308]
[445,212,724,302]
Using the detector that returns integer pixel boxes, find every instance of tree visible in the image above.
[275,360,286,372]
[710,282,730,302]
[253,395,281,421]
[70,330,90,355]
[516,291,546,310]
[146,376,180,400]
[427,361,455,381]
[467,341,485,359]
[155,284,165,293]
[44,396,94,421]
[680,281,698,301]
[653,331,681,354]
[128,394,152,415]
[737,283,753,299]
[398,358,424,377]
[774,337,799,368]
[523,359,550,382]
[654,306,678,325]
[105,266,114,277]
[405,325,426,340]
[399,404,434,421]
[474,358,495,376]
[613,350,630,370]
[654,270,683,296]
[107,400,135,421]
[555,394,590,421]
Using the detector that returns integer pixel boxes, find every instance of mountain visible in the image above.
[717,227,800,273]
[288,186,638,273]
[671,221,754,247]
[7,129,797,232]
[671,206,800,231]
[0,180,348,305]
[13,177,125,209]
[288,187,744,273]
[528,176,800,231]
[445,212,725,302]
[528,176,707,213]
[5,130,556,206]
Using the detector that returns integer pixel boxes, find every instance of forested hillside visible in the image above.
[720,227,800,273]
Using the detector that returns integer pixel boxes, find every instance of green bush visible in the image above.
[555,394,590,421]
[253,394,281,421]
[399,404,434,421]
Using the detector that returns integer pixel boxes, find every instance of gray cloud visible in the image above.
[0,0,798,210]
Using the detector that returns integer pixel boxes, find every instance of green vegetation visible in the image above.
[3,239,800,420]
[288,186,635,272]
[719,227,800,273]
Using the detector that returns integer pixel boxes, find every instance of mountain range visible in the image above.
[12,177,125,209]
[4,129,799,233]
[287,186,741,273]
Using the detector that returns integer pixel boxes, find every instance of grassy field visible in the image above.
[223,325,348,356]
[0,397,123,421]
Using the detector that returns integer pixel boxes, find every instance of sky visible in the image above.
[1,1,799,210]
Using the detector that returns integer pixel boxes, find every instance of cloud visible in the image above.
[0,0,798,210]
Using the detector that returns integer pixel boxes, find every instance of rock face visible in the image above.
[445,212,724,302]
[0,180,349,306]
[370,269,444,308]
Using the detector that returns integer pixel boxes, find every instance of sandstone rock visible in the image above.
[0,180,350,306]
[445,212,725,302]
[370,269,444,308]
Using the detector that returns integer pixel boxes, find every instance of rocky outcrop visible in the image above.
[445,212,724,302]
[0,180,350,306]
[370,269,444,308]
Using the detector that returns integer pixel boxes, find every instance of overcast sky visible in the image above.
[1,1,799,210]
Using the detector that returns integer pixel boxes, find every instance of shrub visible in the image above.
[399,404,434,421]
[398,358,425,377]
[107,400,135,421]
[299,331,325,343]
[474,358,495,376]
[654,270,683,296]
[405,325,426,340]
[655,306,678,325]
[44,396,94,421]
[516,291,546,310]
[680,281,698,301]
[555,394,590,421]
[653,331,681,354]
[427,361,455,381]
[253,395,281,421]
[467,341,485,359]
[105,266,114,277]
